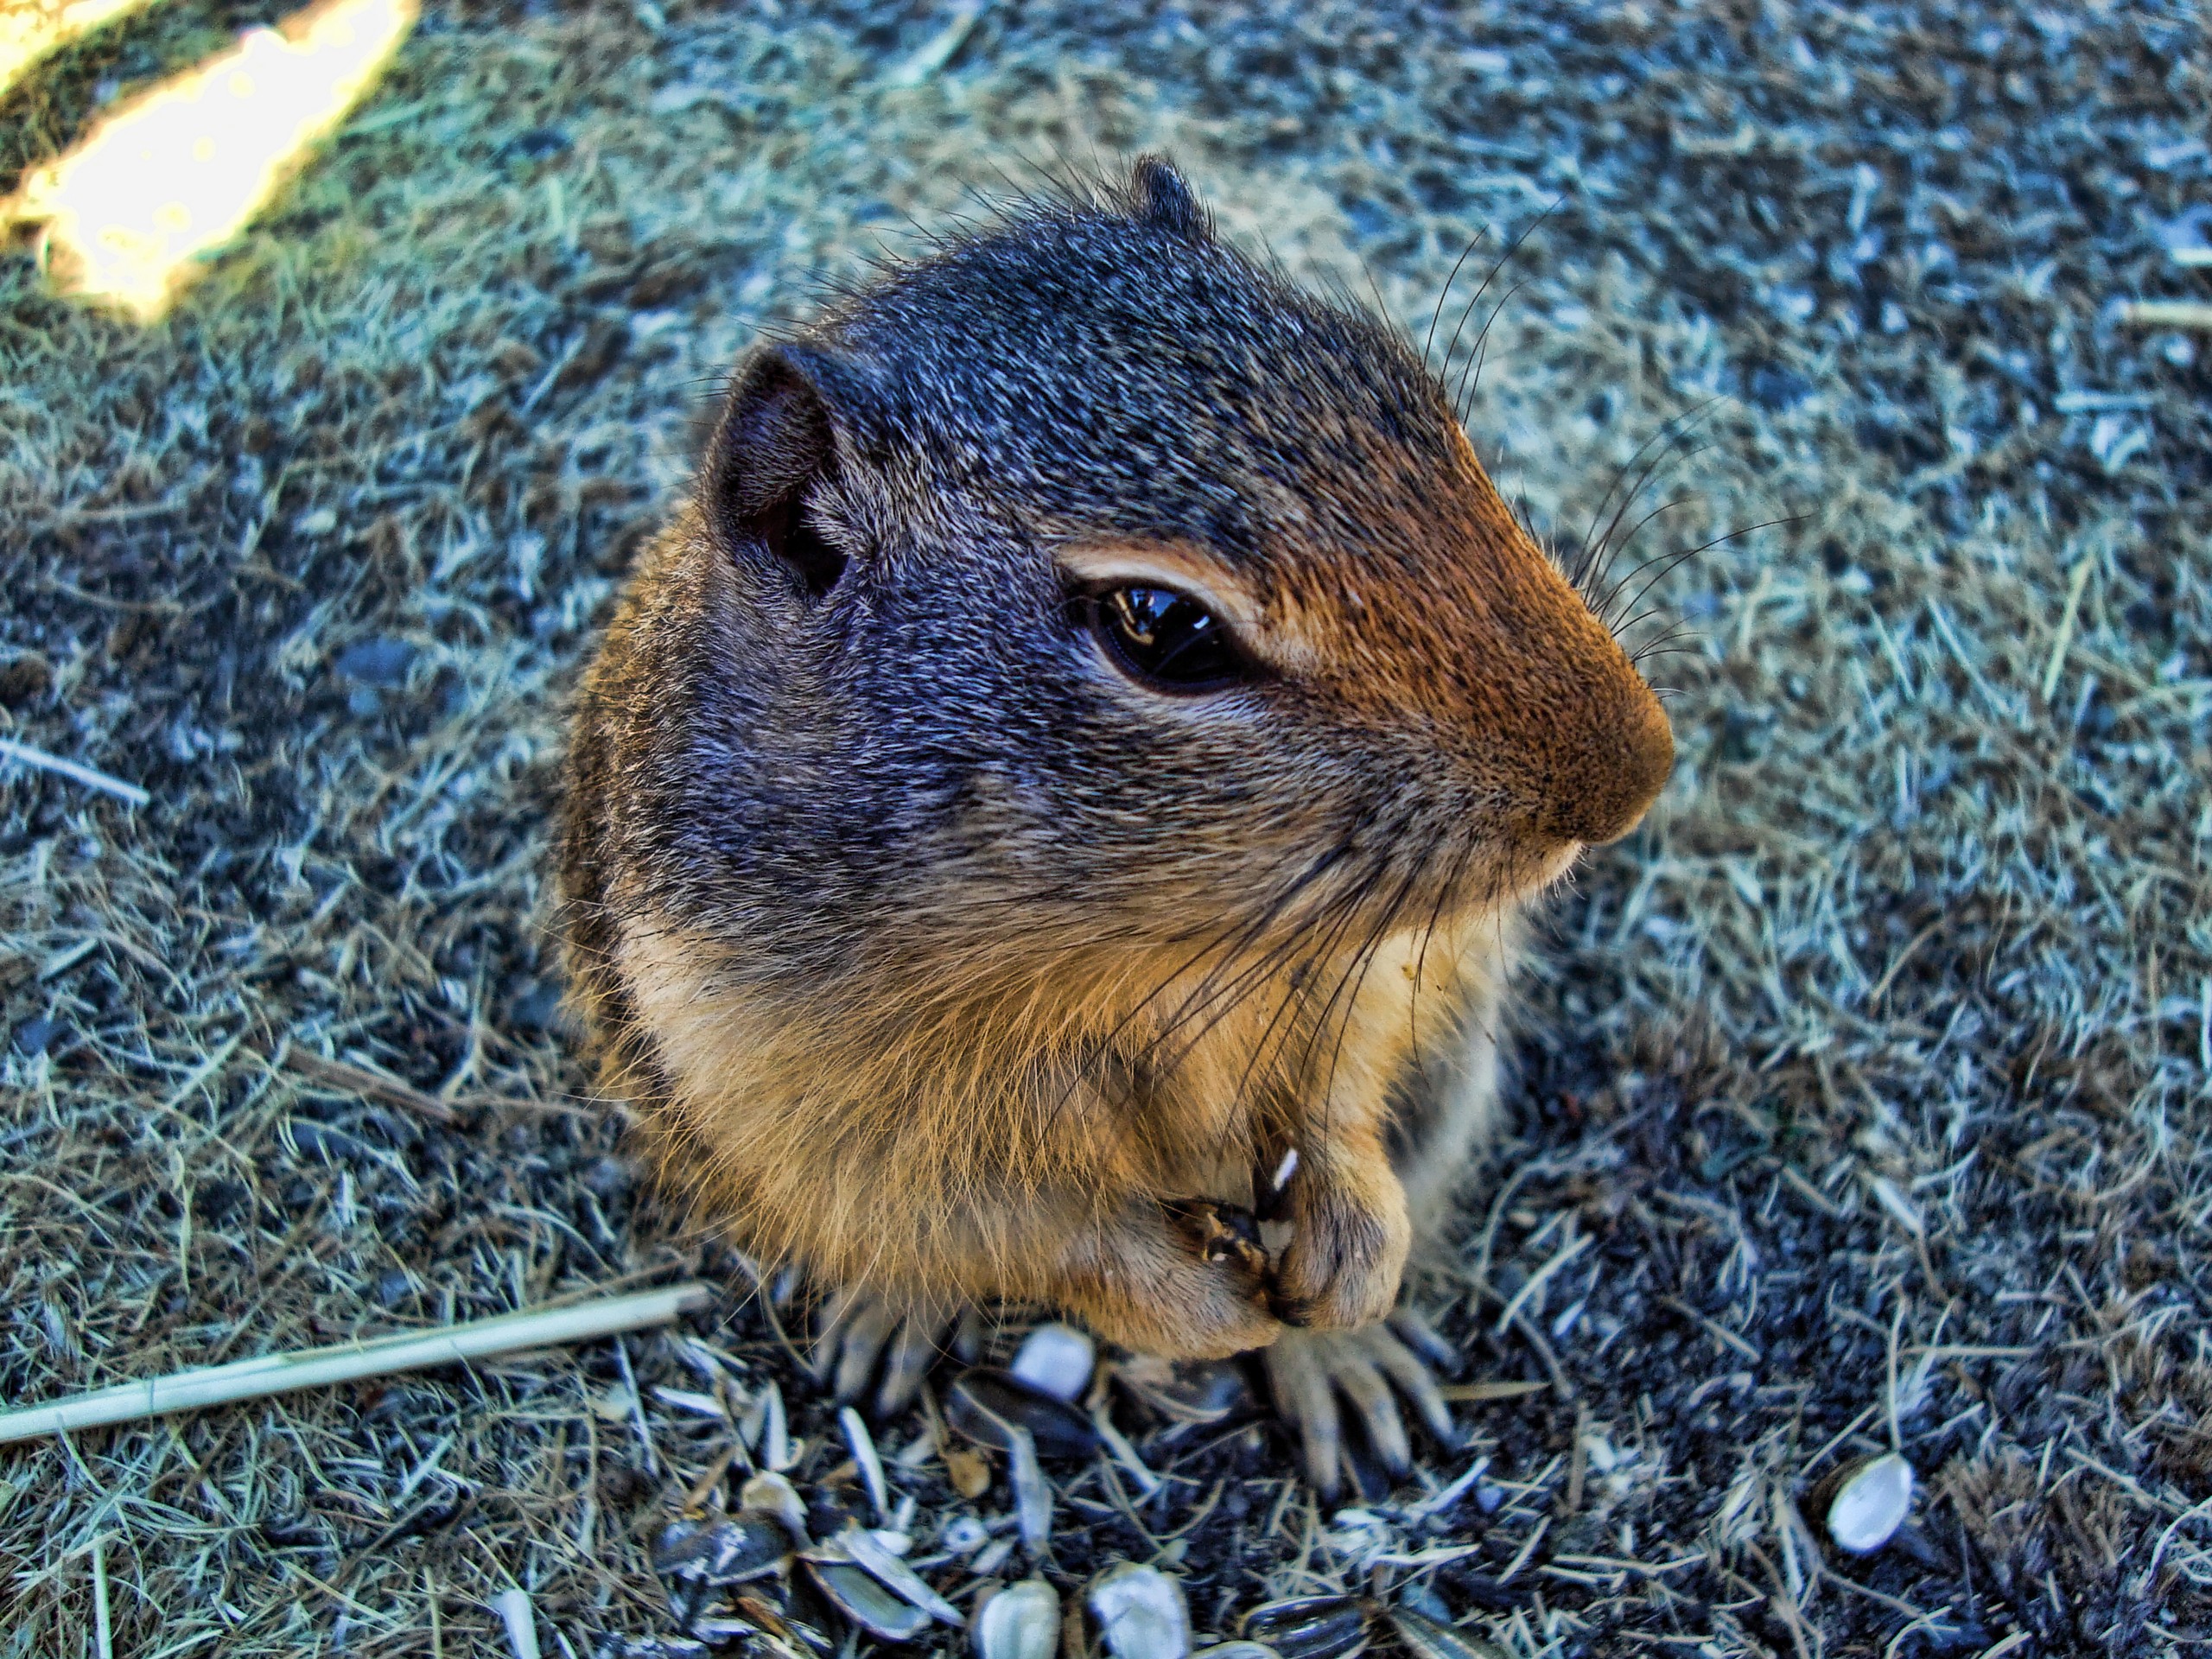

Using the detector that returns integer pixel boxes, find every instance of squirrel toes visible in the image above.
[557,156,1671,1491]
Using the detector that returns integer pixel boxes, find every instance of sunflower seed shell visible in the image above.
[1088,1562,1191,1659]
[973,1578,1062,1659]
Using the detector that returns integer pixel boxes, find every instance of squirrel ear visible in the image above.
[702,344,861,600]
[1129,155,1210,242]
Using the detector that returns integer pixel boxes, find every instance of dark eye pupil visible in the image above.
[1096,586,1242,690]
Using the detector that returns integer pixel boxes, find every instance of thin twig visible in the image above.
[0,736,149,806]
[0,1283,710,1443]
[92,1535,113,1659]
[2116,299,2212,331]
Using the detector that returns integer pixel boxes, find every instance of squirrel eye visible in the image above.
[1088,585,1245,692]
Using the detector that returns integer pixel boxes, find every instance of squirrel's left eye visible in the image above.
[1087,585,1246,693]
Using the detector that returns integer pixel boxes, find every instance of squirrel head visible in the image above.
[664,156,1671,992]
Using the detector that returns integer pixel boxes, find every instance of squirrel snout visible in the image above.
[1532,674,1675,849]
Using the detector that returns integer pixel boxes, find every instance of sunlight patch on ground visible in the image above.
[3,0,416,320]
[0,0,163,101]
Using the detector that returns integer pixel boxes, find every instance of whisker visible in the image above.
[1433,198,1562,421]
[1452,276,1533,423]
[1433,205,1559,415]
[1623,516,1801,614]
[1612,609,1694,645]
[1567,407,1719,590]
[1570,402,1725,594]
[1160,842,1395,1093]
[1422,229,1490,371]
[1404,832,1480,1091]
[1285,836,1437,1140]
[1237,843,1407,1092]
[1591,518,1706,629]
[1581,445,1722,607]
[1048,836,1363,1127]
[1630,620,1702,656]
[1139,849,1363,1048]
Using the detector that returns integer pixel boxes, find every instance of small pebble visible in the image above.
[505,977,563,1031]
[1827,1452,1915,1554]
[334,636,416,688]
[580,1155,632,1199]
[1397,1581,1452,1624]
[505,125,572,159]
[944,1443,993,1499]
[11,1016,70,1057]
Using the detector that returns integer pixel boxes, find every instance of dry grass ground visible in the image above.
[2,1,2208,1654]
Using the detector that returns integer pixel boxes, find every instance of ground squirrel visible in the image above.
[556,157,1672,1495]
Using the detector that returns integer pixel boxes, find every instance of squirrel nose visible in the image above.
[1538,677,1675,847]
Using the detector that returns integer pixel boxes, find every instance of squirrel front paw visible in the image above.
[1265,1158,1411,1332]
[1058,1197,1282,1361]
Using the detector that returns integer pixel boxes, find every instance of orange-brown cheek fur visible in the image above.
[1260,430,1671,850]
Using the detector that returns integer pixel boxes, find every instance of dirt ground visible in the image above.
[2,1,2208,1654]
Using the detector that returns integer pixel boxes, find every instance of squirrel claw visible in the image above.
[812,1287,975,1416]
[1162,1197,1269,1280]
[1266,1289,1314,1327]
[1262,1315,1460,1500]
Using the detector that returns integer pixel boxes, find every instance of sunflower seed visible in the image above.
[1008,1323,1096,1402]
[838,1527,962,1624]
[652,1510,790,1590]
[1007,1422,1052,1552]
[946,1368,1099,1460]
[1238,1598,1368,1659]
[1384,1605,1509,1659]
[941,1516,989,1554]
[1088,1562,1191,1659]
[1110,1355,1251,1426]
[842,1406,890,1519]
[973,1578,1061,1659]
[739,1471,810,1543]
[593,1637,712,1659]
[1827,1452,1914,1554]
[804,1559,935,1643]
